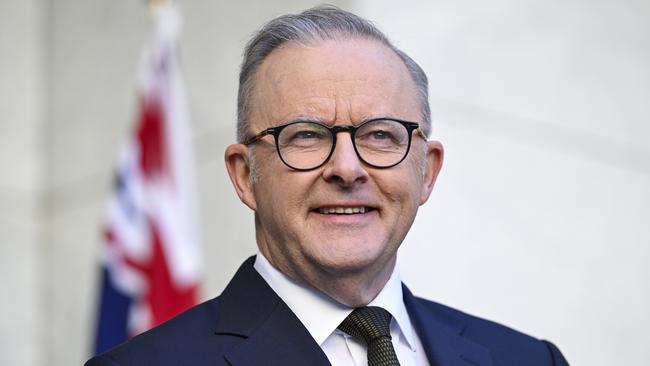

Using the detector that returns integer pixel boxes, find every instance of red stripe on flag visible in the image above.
[137,97,169,180]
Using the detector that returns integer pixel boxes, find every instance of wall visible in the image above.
[0,1,46,365]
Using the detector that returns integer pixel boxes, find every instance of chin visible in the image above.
[309,240,392,276]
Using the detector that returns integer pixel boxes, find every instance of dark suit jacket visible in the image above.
[86,256,569,366]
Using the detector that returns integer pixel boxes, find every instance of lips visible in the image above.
[315,206,377,215]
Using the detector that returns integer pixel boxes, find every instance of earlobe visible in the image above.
[419,140,444,205]
[224,144,258,211]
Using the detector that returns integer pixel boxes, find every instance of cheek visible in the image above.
[254,168,314,224]
[402,154,428,199]
[375,162,424,206]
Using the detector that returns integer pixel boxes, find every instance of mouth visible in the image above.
[315,206,376,215]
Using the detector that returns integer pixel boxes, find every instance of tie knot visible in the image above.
[338,306,393,345]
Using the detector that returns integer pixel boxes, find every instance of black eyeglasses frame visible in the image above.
[242,117,427,171]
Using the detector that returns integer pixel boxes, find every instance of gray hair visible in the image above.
[236,5,431,142]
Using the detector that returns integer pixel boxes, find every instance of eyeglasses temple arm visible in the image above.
[242,130,271,145]
[415,128,428,141]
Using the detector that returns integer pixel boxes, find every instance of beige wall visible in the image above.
[0,1,45,365]
[1,1,648,365]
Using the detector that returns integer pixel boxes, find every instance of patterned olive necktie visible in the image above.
[338,306,401,366]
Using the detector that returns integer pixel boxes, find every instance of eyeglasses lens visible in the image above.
[355,119,409,167]
[278,122,332,170]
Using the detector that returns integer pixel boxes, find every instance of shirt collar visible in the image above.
[253,252,417,351]
[367,261,417,351]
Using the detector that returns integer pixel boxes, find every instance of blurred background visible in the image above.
[1,0,649,365]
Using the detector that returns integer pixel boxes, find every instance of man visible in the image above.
[87,6,569,366]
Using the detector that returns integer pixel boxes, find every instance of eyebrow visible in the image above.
[283,115,325,124]
[280,114,405,126]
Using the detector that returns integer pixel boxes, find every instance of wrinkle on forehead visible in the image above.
[250,38,420,128]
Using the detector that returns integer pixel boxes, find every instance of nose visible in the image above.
[322,133,369,187]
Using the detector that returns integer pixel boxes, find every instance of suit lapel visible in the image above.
[214,257,492,366]
[215,256,330,366]
[403,285,493,366]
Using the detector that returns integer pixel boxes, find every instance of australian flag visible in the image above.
[92,3,202,355]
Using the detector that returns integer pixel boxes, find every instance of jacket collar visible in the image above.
[214,256,331,366]
[403,285,493,366]
[214,256,492,366]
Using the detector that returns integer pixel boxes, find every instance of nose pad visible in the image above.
[322,133,368,185]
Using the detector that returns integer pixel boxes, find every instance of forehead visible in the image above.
[250,38,420,126]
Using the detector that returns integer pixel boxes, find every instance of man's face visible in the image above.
[226,38,442,302]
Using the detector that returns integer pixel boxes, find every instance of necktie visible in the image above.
[338,306,401,366]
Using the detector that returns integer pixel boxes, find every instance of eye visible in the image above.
[279,122,330,148]
[369,129,391,140]
[287,129,327,142]
[357,127,398,143]
[294,130,321,139]
[355,120,409,150]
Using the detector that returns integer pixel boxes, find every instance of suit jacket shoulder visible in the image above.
[86,296,230,366]
[404,288,570,366]
[85,257,330,366]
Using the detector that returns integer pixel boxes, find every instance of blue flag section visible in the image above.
[93,267,132,354]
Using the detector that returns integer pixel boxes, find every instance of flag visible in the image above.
[93,3,201,355]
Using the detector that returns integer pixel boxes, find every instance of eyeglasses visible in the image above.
[243,117,427,171]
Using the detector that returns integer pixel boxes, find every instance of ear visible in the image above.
[419,140,444,205]
[224,143,258,211]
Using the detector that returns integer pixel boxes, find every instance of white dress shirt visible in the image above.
[254,252,430,366]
